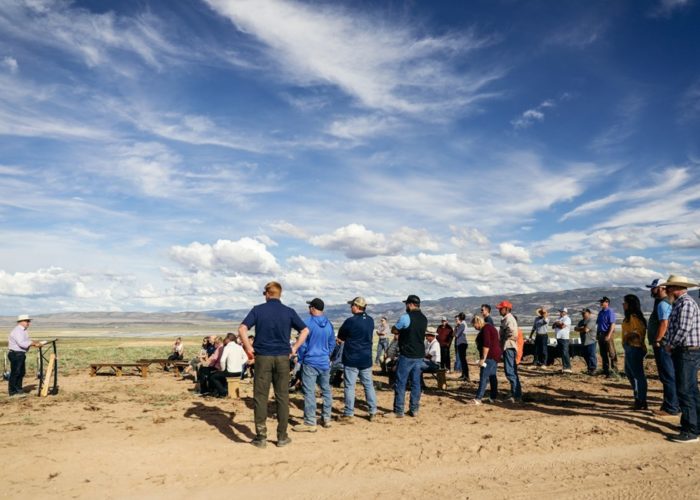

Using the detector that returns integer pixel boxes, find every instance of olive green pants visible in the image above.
[253,355,290,440]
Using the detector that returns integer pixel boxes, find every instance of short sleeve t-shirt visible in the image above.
[241,299,307,356]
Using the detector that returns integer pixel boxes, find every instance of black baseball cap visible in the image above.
[402,294,421,305]
[306,298,325,311]
[598,296,610,303]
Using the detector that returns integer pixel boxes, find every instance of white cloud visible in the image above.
[511,109,544,129]
[625,255,657,268]
[450,226,490,247]
[309,224,438,259]
[1,56,18,73]
[205,0,501,114]
[169,238,280,274]
[0,267,78,298]
[650,0,692,17]
[326,114,399,141]
[670,229,700,249]
[498,243,532,263]
[269,220,310,239]
[0,1,179,69]
[561,167,689,221]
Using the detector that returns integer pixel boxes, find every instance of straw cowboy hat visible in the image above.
[535,307,547,316]
[425,326,438,336]
[658,274,699,289]
[16,314,32,322]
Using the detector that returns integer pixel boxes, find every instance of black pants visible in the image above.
[598,335,618,375]
[457,344,469,380]
[253,355,290,441]
[197,366,217,394]
[209,370,241,396]
[8,351,26,395]
[440,346,451,370]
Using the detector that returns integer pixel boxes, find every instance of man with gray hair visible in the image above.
[661,275,700,443]
[7,315,42,397]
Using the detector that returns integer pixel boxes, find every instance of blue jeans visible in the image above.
[475,359,498,400]
[502,348,522,399]
[375,337,389,364]
[394,356,423,415]
[672,349,700,437]
[583,343,597,372]
[558,339,571,369]
[301,364,332,425]
[534,334,548,365]
[343,366,377,416]
[623,345,648,404]
[653,345,679,414]
[421,360,440,373]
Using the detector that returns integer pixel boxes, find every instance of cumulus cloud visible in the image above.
[498,243,532,263]
[0,267,79,298]
[169,238,279,274]
[450,226,490,248]
[309,224,438,259]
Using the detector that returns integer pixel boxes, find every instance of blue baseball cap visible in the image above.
[645,278,661,289]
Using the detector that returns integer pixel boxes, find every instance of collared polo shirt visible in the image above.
[241,299,307,356]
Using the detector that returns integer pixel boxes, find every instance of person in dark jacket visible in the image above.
[386,294,428,418]
[337,296,378,422]
[293,298,336,432]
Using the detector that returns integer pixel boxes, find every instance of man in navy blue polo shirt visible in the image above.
[337,296,378,422]
[238,281,309,449]
[596,296,618,377]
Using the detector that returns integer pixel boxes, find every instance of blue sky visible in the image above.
[1,0,699,314]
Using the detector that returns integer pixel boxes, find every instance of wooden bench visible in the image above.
[90,363,149,378]
[227,377,241,398]
[424,368,447,390]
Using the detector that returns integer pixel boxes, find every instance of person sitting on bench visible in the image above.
[185,337,210,380]
[422,327,441,373]
[382,331,401,387]
[209,333,247,397]
[197,336,223,396]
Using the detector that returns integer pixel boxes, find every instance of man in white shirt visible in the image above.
[8,314,42,397]
[421,327,441,373]
[553,308,572,373]
[209,333,247,397]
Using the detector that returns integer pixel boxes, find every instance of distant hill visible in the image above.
[1,286,669,328]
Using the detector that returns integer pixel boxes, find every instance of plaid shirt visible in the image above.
[667,293,700,348]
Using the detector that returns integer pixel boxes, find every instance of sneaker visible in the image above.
[469,399,483,405]
[407,410,419,418]
[292,424,317,433]
[668,432,699,443]
[10,393,27,398]
[320,419,333,428]
[562,369,573,374]
[337,415,354,423]
[276,437,292,447]
[503,397,516,403]
[383,412,404,419]
[251,437,267,449]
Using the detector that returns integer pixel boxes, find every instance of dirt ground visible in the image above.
[2,356,699,500]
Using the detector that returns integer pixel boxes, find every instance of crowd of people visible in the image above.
[6,274,700,447]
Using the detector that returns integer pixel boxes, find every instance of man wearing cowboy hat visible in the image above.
[498,300,522,402]
[596,296,618,377]
[645,278,679,416]
[660,275,700,443]
[386,294,428,418]
[422,327,441,373]
[7,314,41,397]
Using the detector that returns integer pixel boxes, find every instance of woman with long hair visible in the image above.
[622,294,648,410]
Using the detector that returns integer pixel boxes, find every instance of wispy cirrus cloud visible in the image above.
[560,167,689,221]
[205,0,502,115]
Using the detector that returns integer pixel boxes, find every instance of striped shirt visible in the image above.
[667,293,700,348]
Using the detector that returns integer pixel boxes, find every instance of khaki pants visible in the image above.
[253,355,290,440]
